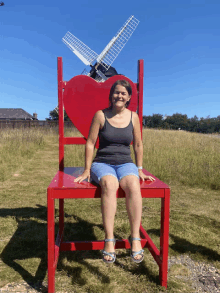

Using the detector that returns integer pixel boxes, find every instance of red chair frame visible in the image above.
[47,57,170,293]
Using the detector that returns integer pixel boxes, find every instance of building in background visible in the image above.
[0,108,37,120]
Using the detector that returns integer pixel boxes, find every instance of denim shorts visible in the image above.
[90,162,139,184]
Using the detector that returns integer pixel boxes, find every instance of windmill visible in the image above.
[62,15,139,82]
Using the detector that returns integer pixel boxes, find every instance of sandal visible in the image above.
[102,239,116,263]
[128,236,144,264]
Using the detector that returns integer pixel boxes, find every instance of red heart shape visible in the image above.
[63,75,138,139]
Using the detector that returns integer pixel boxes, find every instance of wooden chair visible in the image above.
[47,57,170,293]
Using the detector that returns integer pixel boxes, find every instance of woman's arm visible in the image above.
[74,110,103,183]
[132,112,155,182]
[132,112,143,167]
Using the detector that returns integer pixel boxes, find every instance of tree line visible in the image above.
[48,110,220,133]
[143,113,220,133]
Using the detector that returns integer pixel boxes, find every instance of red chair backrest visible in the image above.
[57,57,143,171]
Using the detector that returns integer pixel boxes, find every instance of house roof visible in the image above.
[0,108,34,119]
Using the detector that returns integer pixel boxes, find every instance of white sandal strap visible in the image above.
[104,238,115,243]
[132,249,144,257]
[130,237,141,241]
[102,251,116,261]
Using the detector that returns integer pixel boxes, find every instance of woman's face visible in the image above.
[111,85,131,108]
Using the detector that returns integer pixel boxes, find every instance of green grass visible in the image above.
[141,129,220,190]
[0,128,52,182]
[0,128,219,292]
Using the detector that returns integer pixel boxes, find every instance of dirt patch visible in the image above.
[169,254,220,292]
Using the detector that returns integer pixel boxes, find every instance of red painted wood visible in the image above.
[60,239,148,251]
[48,167,169,192]
[140,225,161,265]
[47,189,55,293]
[63,75,138,140]
[159,189,170,288]
[48,188,167,199]
[59,199,64,241]
[47,58,170,291]
[63,137,86,145]
[58,57,64,171]
[138,60,144,137]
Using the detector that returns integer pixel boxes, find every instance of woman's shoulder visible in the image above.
[131,111,139,119]
[93,109,106,125]
[93,110,103,120]
[97,108,112,118]
[94,108,109,117]
[131,111,140,126]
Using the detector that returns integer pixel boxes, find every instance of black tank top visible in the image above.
[93,110,134,165]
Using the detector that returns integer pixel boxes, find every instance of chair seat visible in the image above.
[48,167,169,199]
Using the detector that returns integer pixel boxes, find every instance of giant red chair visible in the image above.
[47,57,170,293]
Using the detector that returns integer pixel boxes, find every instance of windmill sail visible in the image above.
[62,32,98,66]
[62,15,139,82]
[96,15,139,71]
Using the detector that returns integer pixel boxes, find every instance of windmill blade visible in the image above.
[62,31,98,66]
[96,70,107,81]
[81,68,90,76]
[81,67,106,82]
[96,15,139,71]
[54,106,59,114]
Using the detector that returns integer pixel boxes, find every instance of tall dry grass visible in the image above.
[64,128,220,190]
[0,128,48,182]
[1,127,219,190]
[141,129,220,190]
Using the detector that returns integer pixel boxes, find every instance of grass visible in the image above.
[0,127,219,292]
[141,129,220,190]
[0,128,53,182]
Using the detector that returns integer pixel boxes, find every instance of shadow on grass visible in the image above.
[0,205,162,292]
[148,228,220,262]
[0,205,48,292]
[56,214,159,287]
[115,257,160,285]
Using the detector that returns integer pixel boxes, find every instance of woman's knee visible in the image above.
[120,175,140,194]
[100,175,119,194]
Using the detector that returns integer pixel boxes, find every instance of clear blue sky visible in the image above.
[1,0,220,120]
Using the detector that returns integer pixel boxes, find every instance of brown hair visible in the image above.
[109,80,132,109]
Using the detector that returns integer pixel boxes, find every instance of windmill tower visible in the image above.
[62,15,139,82]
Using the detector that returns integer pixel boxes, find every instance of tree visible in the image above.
[143,115,152,127]
[188,115,199,132]
[140,112,220,133]
[151,114,163,128]
[143,114,163,128]
[165,113,188,130]
[47,109,71,121]
[214,116,220,132]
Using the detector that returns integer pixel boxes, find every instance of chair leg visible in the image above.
[48,190,55,293]
[159,189,170,289]
[59,199,64,241]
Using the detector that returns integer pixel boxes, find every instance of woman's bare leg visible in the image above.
[120,175,143,260]
[100,175,119,261]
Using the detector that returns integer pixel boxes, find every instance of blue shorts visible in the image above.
[90,162,139,184]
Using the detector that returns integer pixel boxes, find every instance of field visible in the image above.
[0,127,219,292]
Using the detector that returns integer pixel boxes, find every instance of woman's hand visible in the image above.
[74,169,90,184]
[138,170,155,182]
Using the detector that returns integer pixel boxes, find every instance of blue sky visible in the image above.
[1,0,220,120]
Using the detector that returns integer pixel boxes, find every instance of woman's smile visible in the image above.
[112,85,131,107]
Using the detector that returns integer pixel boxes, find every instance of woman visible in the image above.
[74,80,155,263]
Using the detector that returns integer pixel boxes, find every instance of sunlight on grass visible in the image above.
[64,128,220,190]
[0,127,219,292]
[141,129,220,190]
[0,128,48,182]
